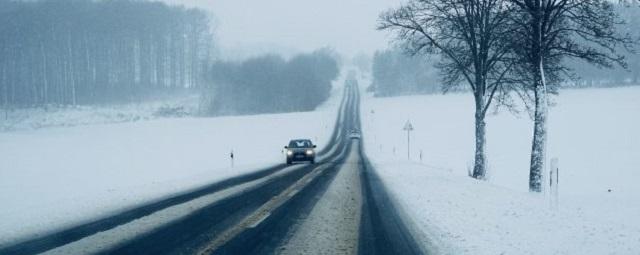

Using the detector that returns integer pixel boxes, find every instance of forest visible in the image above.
[370,49,440,97]
[204,50,340,115]
[0,0,213,107]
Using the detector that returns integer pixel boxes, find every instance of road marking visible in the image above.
[279,142,362,255]
[288,189,299,198]
[40,163,316,255]
[196,160,334,255]
[247,212,271,228]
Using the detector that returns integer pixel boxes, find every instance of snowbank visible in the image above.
[361,86,640,254]
[0,82,343,246]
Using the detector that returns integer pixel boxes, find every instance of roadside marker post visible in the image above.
[230,150,234,169]
[403,120,414,160]
[549,157,559,209]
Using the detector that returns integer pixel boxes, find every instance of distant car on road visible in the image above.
[285,139,316,164]
[348,129,361,139]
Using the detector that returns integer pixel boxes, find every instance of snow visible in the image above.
[361,85,640,254]
[0,93,200,132]
[0,81,343,247]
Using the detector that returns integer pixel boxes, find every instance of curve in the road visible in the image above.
[3,79,426,255]
[197,79,425,255]
[0,83,353,255]
[105,84,358,255]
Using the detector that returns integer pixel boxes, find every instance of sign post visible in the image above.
[230,150,234,169]
[403,120,414,160]
[550,157,559,209]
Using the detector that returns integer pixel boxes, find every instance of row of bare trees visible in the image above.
[370,49,440,97]
[204,50,340,116]
[566,6,640,87]
[380,0,635,192]
[0,0,213,108]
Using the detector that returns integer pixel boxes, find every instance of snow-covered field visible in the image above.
[0,93,199,132]
[361,86,640,254]
[0,83,343,247]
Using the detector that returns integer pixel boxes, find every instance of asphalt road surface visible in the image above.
[0,80,425,255]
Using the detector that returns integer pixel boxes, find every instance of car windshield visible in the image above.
[289,140,312,148]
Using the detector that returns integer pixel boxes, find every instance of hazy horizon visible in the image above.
[160,0,400,59]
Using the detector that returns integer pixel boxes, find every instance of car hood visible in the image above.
[289,148,313,152]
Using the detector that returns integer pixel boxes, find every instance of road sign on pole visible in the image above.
[403,120,414,160]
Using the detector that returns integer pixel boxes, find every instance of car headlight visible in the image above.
[306,150,314,155]
[287,150,293,156]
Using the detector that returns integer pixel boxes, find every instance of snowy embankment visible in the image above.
[361,86,640,254]
[0,81,343,247]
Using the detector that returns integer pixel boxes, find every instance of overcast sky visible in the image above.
[161,0,400,59]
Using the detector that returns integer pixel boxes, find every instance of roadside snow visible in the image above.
[361,86,640,254]
[0,81,343,247]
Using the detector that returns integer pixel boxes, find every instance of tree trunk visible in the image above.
[2,60,7,120]
[40,41,49,105]
[529,61,548,192]
[472,66,488,179]
[68,35,77,106]
[528,1,548,193]
[472,108,487,179]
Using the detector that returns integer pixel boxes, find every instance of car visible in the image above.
[348,129,361,139]
[284,139,317,164]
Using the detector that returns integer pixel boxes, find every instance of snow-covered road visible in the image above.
[278,141,363,255]
[0,79,346,248]
[1,72,422,255]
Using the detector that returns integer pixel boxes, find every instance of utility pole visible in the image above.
[403,120,414,160]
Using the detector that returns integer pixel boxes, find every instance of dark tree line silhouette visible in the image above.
[565,5,640,87]
[205,50,340,115]
[0,0,213,108]
[371,49,440,97]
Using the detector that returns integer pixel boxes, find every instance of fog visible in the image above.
[0,1,639,254]
[160,0,399,59]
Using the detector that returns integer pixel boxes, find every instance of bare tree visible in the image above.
[508,0,633,192]
[379,0,515,179]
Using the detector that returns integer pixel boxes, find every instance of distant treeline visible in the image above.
[565,6,640,88]
[370,49,440,97]
[566,57,640,87]
[371,5,640,96]
[0,0,213,107]
[204,50,340,115]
